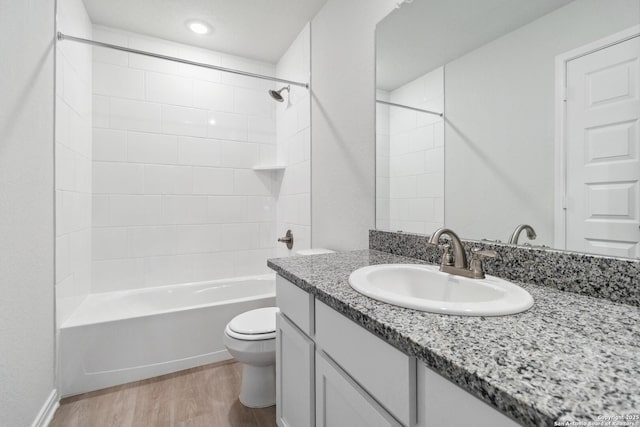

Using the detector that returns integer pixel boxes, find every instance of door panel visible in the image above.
[566,35,640,257]
[276,313,314,427]
[315,351,401,427]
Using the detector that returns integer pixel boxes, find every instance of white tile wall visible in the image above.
[380,67,445,235]
[56,0,92,324]
[162,105,208,137]
[145,72,193,106]
[177,136,222,166]
[193,167,234,195]
[93,129,127,161]
[93,63,145,99]
[109,98,162,132]
[91,26,280,292]
[127,132,178,164]
[207,111,248,141]
[275,23,312,257]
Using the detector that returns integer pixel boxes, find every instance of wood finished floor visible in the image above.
[50,360,276,427]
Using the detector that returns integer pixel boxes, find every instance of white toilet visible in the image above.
[224,248,334,408]
[224,306,280,408]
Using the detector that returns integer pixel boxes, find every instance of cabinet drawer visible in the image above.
[316,351,401,427]
[276,275,314,336]
[315,300,416,426]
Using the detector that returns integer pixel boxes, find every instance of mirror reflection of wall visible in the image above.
[376,68,444,234]
[376,0,640,258]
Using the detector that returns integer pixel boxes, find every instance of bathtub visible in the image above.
[59,274,276,397]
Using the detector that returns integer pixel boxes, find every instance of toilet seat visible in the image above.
[225,307,279,341]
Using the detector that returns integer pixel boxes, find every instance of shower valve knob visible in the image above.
[278,230,294,250]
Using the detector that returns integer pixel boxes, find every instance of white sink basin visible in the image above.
[348,264,533,316]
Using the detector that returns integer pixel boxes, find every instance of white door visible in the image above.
[565,35,640,258]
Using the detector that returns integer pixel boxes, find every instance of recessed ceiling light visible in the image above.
[186,20,211,35]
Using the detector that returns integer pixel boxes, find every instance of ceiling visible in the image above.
[376,0,576,91]
[82,0,327,63]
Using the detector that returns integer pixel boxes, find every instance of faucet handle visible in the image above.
[440,244,454,266]
[469,248,497,279]
[471,248,497,259]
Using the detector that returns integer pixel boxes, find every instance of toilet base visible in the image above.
[239,364,276,408]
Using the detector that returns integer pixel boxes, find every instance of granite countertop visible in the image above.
[267,250,640,427]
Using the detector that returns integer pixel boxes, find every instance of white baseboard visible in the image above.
[31,389,59,427]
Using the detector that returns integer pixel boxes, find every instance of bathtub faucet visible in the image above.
[277,229,294,249]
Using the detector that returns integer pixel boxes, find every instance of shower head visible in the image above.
[268,85,290,102]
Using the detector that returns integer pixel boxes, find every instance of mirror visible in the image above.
[375,0,640,258]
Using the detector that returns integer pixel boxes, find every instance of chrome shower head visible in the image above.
[268,85,290,102]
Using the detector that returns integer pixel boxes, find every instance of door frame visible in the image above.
[554,25,640,249]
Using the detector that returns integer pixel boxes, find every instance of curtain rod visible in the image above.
[376,99,443,117]
[56,32,309,89]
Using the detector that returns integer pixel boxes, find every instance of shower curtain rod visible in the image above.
[376,100,443,117]
[56,32,310,89]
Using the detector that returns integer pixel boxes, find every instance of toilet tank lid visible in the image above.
[228,307,280,335]
[295,248,336,256]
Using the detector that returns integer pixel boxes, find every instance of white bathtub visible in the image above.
[59,274,276,397]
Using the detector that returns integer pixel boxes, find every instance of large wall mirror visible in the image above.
[375,0,640,259]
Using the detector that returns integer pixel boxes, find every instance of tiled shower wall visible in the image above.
[377,67,445,234]
[275,23,312,257]
[55,0,92,324]
[90,26,280,292]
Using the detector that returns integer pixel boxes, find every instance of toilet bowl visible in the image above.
[224,306,279,408]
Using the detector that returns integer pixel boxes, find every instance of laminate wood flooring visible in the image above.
[50,360,276,427]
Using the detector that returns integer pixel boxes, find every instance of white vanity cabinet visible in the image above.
[275,275,522,427]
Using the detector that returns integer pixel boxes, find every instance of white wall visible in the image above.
[375,90,390,230]
[90,27,279,292]
[275,23,312,257]
[387,67,444,234]
[311,0,396,251]
[445,0,640,245]
[0,0,56,425]
[55,0,92,325]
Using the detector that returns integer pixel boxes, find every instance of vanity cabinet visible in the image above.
[275,275,521,427]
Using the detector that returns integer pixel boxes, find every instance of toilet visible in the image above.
[224,248,334,408]
[224,307,279,408]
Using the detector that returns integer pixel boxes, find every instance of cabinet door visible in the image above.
[316,351,402,427]
[276,313,315,427]
[315,300,415,425]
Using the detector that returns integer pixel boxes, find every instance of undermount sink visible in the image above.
[348,264,533,316]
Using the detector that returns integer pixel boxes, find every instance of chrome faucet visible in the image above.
[427,228,497,279]
[508,224,536,245]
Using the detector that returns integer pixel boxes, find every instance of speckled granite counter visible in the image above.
[267,250,640,427]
